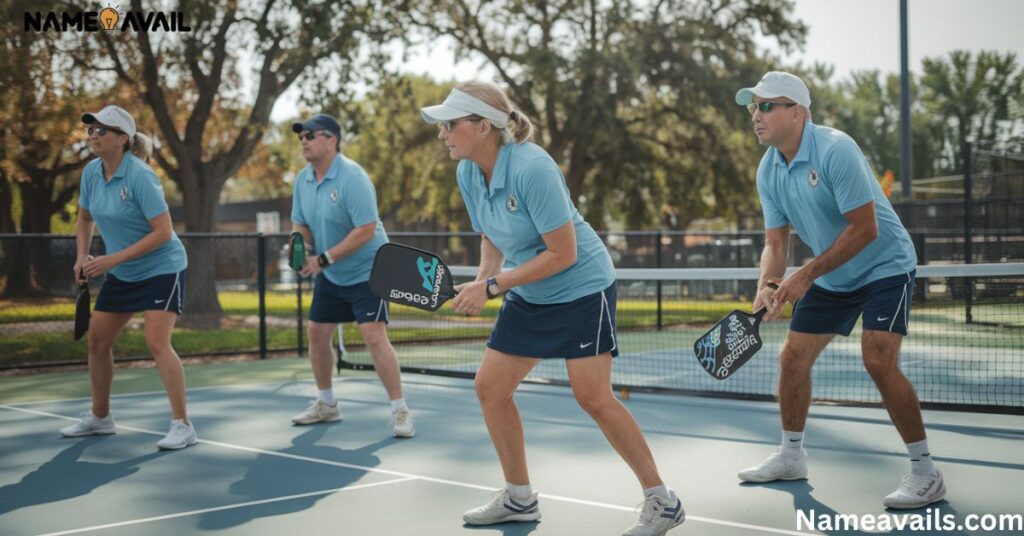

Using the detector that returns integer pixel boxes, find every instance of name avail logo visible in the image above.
[25,4,192,32]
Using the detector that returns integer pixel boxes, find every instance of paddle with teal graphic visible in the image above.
[693,308,766,380]
[369,243,457,312]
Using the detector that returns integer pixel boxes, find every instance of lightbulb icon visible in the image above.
[100,7,119,30]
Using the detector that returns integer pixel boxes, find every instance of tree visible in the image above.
[397,0,806,229]
[66,0,390,324]
[0,0,105,296]
[921,50,1024,175]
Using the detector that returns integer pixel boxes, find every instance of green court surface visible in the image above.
[1,358,1022,535]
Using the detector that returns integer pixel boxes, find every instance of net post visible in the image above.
[964,141,974,323]
[256,233,267,360]
[656,230,663,331]
[296,270,305,357]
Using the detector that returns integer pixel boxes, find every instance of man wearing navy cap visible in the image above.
[287,114,415,438]
[734,72,943,509]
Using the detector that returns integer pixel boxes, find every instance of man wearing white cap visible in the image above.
[734,72,944,509]
[287,113,415,438]
[422,82,684,536]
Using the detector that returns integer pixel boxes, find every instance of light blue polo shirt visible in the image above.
[78,154,188,282]
[757,122,917,291]
[291,154,388,286]
[457,142,615,304]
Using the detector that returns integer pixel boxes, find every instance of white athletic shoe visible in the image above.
[389,409,415,438]
[60,411,116,437]
[290,400,343,425]
[463,489,541,525]
[738,449,808,482]
[156,419,198,450]
[883,470,946,509]
[622,490,685,536]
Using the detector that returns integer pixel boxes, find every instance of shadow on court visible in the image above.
[0,436,167,515]
[196,424,398,530]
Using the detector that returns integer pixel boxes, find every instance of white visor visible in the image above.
[420,89,509,129]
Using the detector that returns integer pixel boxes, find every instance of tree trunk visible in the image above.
[177,175,225,329]
[1,180,55,298]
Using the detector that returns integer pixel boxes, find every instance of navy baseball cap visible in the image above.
[291,114,342,139]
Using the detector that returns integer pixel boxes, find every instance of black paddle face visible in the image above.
[288,232,306,271]
[74,270,90,341]
[370,243,455,312]
[693,309,765,380]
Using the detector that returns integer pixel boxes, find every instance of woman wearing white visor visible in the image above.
[422,82,684,536]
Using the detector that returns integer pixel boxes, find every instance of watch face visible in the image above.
[318,255,328,268]
[488,284,499,296]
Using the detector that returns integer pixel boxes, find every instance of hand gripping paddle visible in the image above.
[369,243,457,312]
[693,308,766,380]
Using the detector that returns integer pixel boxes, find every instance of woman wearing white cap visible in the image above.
[62,105,196,450]
[422,82,684,536]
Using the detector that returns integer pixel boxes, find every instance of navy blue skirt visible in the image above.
[94,270,185,315]
[487,283,618,359]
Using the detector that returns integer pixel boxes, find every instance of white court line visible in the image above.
[34,477,417,536]
[3,377,363,407]
[1,405,819,536]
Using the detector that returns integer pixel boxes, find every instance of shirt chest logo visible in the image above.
[506,194,518,212]
[807,168,820,188]
[119,186,129,201]
[330,189,338,203]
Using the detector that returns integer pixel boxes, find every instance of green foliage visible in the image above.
[397,0,806,228]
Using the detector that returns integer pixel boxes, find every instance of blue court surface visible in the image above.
[1,372,1022,535]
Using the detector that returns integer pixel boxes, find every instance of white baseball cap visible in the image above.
[421,88,509,129]
[82,105,136,138]
[735,71,811,108]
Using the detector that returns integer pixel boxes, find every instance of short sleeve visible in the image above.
[133,171,170,220]
[343,168,380,227]
[290,172,306,225]
[78,164,93,209]
[519,158,573,234]
[824,141,875,214]
[456,161,482,233]
[757,165,789,229]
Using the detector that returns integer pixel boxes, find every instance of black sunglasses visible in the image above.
[747,101,798,115]
[298,130,330,141]
[87,126,125,136]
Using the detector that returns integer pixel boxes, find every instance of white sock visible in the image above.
[907,439,936,475]
[506,482,533,499]
[782,430,804,456]
[390,398,408,412]
[643,485,671,501]
[318,388,335,405]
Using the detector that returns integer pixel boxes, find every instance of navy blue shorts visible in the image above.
[790,271,915,336]
[309,276,389,324]
[488,283,619,359]
[94,270,186,315]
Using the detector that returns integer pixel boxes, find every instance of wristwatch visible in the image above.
[485,276,501,299]
[317,253,331,268]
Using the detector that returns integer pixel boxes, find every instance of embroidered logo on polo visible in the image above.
[330,189,338,203]
[119,186,129,200]
[807,168,820,188]
[506,194,518,212]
